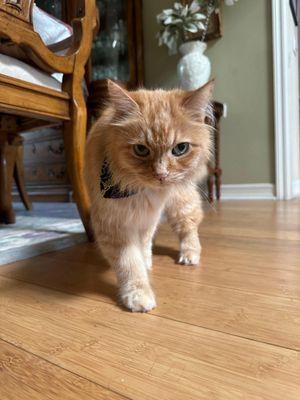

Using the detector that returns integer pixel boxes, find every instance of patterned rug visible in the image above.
[0,203,86,266]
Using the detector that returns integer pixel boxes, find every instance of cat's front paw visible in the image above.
[178,249,200,266]
[120,283,156,312]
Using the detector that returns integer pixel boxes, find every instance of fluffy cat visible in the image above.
[85,80,214,312]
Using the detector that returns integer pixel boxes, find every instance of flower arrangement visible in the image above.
[157,0,238,55]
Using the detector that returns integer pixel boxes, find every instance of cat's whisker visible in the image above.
[197,185,218,213]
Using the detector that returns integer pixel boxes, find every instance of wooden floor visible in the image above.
[1,200,300,400]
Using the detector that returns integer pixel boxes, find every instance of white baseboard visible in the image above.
[221,183,276,200]
[292,180,300,197]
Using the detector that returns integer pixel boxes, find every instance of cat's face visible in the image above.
[105,81,214,190]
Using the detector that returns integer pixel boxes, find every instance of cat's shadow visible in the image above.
[153,245,178,262]
[1,245,117,305]
[2,243,179,312]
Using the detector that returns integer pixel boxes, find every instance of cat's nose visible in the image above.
[154,172,169,182]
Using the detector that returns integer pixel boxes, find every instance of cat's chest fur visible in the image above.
[98,188,170,232]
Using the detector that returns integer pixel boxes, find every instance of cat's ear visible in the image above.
[107,80,139,122]
[182,80,214,122]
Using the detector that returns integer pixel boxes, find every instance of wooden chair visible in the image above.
[0,0,97,240]
[207,101,224,202]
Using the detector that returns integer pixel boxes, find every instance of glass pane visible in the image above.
[92,0,129,82]
[35,0,62,19]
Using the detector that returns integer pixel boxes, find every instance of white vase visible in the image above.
[177,41,211,90]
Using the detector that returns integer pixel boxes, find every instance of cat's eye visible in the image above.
[133,144,150,157]
[172,142,190,157]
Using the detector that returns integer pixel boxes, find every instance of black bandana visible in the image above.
[100,159,136,199]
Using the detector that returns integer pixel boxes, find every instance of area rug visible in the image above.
[0,203,86,266]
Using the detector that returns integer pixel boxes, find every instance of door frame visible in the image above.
[272,0,300,199]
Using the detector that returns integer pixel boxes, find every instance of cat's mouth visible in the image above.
[133,173,184,189]
[139,177,172,189]
[152,176,180,187]
[153,172,186,186]
[154,177,169,185]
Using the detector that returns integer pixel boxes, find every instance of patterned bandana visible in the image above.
[100,159,136,199]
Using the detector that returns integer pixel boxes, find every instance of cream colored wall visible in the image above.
[143,0,275,184]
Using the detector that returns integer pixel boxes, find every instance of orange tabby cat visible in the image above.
[85,80,213,312]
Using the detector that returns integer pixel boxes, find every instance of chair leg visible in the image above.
[14,146,32,211]
[14,138,32,211]
[215,169,222,201]
[207,174,214,203]
[63,97,93,241]
[0,134,16,224]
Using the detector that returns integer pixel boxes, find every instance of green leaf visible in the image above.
[172,18,183,25]
[189,0,201,14]
[195,21,205,29]
[193,13,205,20]
[174,2,183,11]
[181,5,189,17]
[162,8,174,15]
[185,23,198,33]
[164,16,176,24]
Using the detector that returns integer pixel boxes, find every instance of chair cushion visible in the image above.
[32,4,73,46]
[0,6,74,91]
[0,54,62,92]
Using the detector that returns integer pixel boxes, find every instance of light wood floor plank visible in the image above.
[2,252,300,350]
[200,200,300,242]
[1,200,300,399]
[2,200,300,302]
[2,237,300,301]
[1,234,300,349]
[0,339,126,400]
[1,276,300,400]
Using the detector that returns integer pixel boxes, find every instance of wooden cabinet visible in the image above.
[87,0,144,119]
[17,127,72,202]
[20,0,144,201]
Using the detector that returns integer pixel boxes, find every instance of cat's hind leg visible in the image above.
[165,185,203,266]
